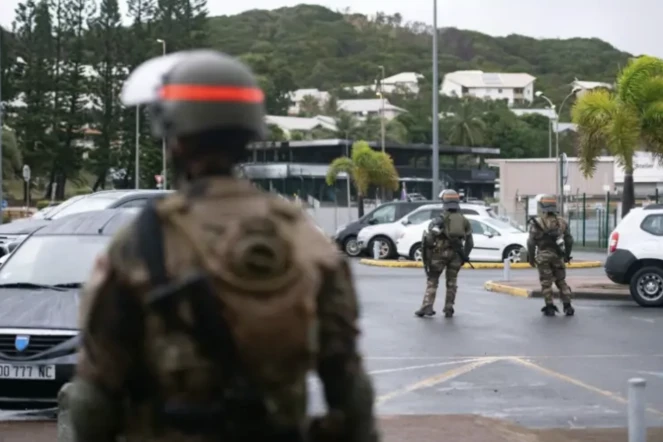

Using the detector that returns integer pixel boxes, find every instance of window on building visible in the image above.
[461,87,469,94]
[498,88,503,93]
[515,88,524,94]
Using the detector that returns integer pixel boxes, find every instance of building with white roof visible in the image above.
[344,71,424,96]
[441,70,536,106]
[265,115,337,139]
[571,79,613,97]
[337,98,406,120]
[288,88,330,115]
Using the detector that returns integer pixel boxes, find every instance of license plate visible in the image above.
[0,364,56,380]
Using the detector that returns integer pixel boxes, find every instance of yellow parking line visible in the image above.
[376,357,497,405]
[510,357,663,418]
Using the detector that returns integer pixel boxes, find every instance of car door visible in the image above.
[469,219,499,261]
[477,221,504,261]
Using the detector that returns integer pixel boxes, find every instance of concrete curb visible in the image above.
[484,281,532,297]
[484,280,632,301]
[359,259,603,270]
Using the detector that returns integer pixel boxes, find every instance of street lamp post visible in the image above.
[135,106,140,189]
[431,0,440,200]
[536,89,578,216]
[378,65,386,153]
[156,38,167,190]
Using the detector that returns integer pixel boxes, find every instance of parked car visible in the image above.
[396,214,528,263]
[604,205,663,307]
[0,190,171,257]
[0,208,141,405]
[358,203,503,259]
[333,200,435,257]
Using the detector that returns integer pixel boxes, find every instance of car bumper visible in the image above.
[604,249,636,284]
[0,363,74,404]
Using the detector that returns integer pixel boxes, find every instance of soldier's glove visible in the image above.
[564,255,572,263]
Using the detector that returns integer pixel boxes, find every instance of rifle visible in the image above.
[450,241,475,269]
[528,216,571,261]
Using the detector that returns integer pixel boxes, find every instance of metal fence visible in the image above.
[506,191,663,249]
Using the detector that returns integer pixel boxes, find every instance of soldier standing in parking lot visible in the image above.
[416,189,473,318]
[527,194,575,316]
[66,49,378,442]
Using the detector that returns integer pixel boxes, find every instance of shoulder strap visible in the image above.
[136,201,168,286]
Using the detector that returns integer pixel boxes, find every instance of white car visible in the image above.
[396,215,528,262]
[357,203,500,259]
[604,206,663,307]
[357,204,445,259]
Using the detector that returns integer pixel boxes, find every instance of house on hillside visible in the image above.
[288,89,330,115]
[511,108,578,133]
[265,115,337,140]
[441,70,536,106]
[337,98,406,120]
[345,71,424,95]
[571,79,613,97]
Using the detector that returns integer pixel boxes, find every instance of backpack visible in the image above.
[136,196,323,434]
[444,212,466,240]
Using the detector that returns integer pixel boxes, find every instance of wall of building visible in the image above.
[440,81,534,106]
[491,157,615,218]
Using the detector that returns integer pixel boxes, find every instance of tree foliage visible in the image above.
[326,140,399,216]
[572,56,663,216]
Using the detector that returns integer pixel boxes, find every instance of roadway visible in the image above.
[2,252,662,437]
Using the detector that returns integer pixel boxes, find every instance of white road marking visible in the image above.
[369,358,484,375]
[630,316,656,324]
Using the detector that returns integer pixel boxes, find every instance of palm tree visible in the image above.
[572,56,663,217]
[334,111,360,139]
[326,140,399,217]
[445,99,486,146]
[298,95,321,117]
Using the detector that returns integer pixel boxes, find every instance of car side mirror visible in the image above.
[368,218,378,225]
[401,219,411,225]
[485,231,494,238]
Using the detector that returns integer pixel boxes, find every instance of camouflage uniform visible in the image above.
[416,190,473,318]
[527,197,574,316]
[69,50,379,442]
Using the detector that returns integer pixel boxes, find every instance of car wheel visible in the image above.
[343,236,361,257]
[503,245,524,263]
[410,243,423,261]
[629,266,663,307]
[368,236,395,259]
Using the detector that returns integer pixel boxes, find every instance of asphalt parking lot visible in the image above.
[348,260,663,429]
[2,253,662,439]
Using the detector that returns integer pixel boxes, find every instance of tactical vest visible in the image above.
[534,215,564,254]
[137,195,330,437]
[443,212,466,240]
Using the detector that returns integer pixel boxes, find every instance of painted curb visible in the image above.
[359,259,603,270]
[483,281,532,298]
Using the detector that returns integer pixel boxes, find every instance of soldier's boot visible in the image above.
[414,305,436,317]
[563,302,575,316]
[443,305,454,318]
[541,304,559,316]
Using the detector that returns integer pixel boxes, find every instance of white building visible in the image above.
[441,70,536,106]
[265,115,337,139]
[571,79,613,97]
[346,71,424,96]
[337,98,405,120]
[288,88,330,115]
[613,151,663,196]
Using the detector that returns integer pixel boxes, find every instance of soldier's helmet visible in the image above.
[538,194,558,214]
[120,49,266,142]
[438,189,460,211]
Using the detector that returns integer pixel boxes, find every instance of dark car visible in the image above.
[333,201,436,257]
[0,190,171,258]
[0,208,140,406]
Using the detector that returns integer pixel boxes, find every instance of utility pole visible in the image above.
[156,38,167,189]
[431,0,440,199]
[135,106,140,189]
[378,65,386,153]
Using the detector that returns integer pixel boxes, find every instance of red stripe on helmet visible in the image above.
[159,85,264,103]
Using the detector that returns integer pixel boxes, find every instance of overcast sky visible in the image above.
[1,0,661,58]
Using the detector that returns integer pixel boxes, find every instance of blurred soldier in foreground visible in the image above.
[416,189,473,318]
[527,194,575,316]
[68,50,378,442]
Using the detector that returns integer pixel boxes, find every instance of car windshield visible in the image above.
[0,235,110,286]
[484,218,525,233]
[48,197,120,220]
